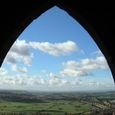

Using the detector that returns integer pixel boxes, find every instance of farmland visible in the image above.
[0,90,115,115]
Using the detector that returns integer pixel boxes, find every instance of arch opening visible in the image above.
[0,6,115,114]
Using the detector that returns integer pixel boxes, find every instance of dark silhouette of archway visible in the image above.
[0,1,115,82]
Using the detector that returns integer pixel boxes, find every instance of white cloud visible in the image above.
[48,76,61,85]
[47,73,73,86]
[60,56,109,77]
[4,40,33,66]
[12,65,27,73]
[29,41,79,56]
[81,56,109,70]
[85,79,115,89]
[10,39,30,56]
[88,81,100,87]
[61,68,88,77]
[2,76,16,85]
[0,70,114,91]
[0,68,8,76]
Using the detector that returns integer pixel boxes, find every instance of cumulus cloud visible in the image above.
[0,69,114,91]
[0,61,112,90]
[29,41,79,56]
[3,40,81,73]
[0,68,8,76]
[46,73,74,86]
[61,68,88,77]
[48,76,61,85]
[10,39,30,56]
[4,40,33,66]
[85,79,115,89]
[12,65,27,73]
[0,70,70,87]
[60,56,109,77]
[81,56,109,70]
[2,76,16,85]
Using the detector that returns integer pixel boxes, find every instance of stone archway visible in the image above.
[0,0,115,81]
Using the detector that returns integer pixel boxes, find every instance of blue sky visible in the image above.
[0,6,115,92]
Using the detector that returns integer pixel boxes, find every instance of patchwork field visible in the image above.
[0,90,115,115]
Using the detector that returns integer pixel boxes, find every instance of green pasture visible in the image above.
[0,100,92,114]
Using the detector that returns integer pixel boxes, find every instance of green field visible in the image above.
[0,100,92,114]
[0,90,115,115]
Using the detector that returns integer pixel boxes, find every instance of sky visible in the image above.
[0,6,115,92]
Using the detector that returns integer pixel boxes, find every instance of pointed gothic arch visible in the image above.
[0,1,115,82]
